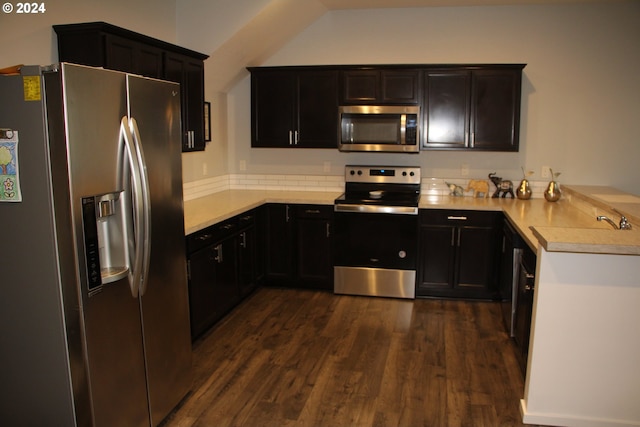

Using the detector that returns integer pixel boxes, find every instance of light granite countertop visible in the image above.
[183,186,640,256]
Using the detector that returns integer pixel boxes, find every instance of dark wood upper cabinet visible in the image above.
[53,22,209,152]
[470,69,522,151]
[249,67,339,148]
[164,51,206,151]
[248,64,524,152]
[341,69,420,104]
[424,65,524,151]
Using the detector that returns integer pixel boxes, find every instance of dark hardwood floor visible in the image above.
[162,287,538,427]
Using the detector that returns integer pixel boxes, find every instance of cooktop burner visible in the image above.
[335,165,421,207]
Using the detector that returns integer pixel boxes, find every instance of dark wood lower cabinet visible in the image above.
[186,211,259,340]
[188,204,507,338]
[264,204,333,290]
[417,209,501,299]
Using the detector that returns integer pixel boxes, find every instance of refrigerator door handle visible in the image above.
[119,116,144,298]
[129,117,152,296]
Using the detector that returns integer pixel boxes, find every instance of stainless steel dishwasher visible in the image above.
[514,246,536,375]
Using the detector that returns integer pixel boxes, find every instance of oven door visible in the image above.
[333,209,418,298]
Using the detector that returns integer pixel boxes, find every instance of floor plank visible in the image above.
[161,287,539,427]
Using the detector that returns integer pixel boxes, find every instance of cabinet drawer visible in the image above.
[187,218,238,253]
[295,204,333,219]
[237,210,256,229]
[420,209,500,227]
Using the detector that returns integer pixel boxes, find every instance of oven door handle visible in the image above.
[334,204,418,215]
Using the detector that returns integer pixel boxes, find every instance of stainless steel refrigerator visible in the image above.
[0,63,192,426]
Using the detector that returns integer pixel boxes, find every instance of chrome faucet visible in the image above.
[597,209,632,230]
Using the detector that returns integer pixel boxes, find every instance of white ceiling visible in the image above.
[318,0,621,9]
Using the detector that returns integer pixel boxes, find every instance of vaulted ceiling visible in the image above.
[205,0,620,93]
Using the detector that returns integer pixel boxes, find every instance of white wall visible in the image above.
[522,248,640,426]
[0,0,177,64]
[2,1,638,194]
[226,2,640,194]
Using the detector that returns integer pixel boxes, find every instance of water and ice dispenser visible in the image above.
[82,192,129,294]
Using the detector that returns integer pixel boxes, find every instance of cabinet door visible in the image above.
[423,70,470,149]
[212,237,241,318]
[418,210,500,299]
[295,206,333,289]
[297,70,339,148]
[341,69,420,104]
[381,70,420,104]
[238,226,257,297]
[104,34,163,78]
[417,225,456,295]
[164,52,206,151]
[188,245,218,339]
[341,70,379,103]
[264,204,294,284]
[470,69,521,151]
[456,226,500,297]
[251,71,296,147]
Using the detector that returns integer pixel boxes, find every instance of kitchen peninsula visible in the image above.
[184,184,640,427]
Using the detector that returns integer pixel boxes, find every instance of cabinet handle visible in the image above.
[326,222,330,238]
[196,233,213,241]
[214,244,223,263]
[450,228,456,247]
[447,216,468,221]
[305,209,321,214]
[289,130,293,145]
[286,205,290,222]
[186,130,194,149]
[294,130,299,145]
[470,132,475,147]
[240,232,247,248]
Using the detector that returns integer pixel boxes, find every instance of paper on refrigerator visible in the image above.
[0,129,22,202]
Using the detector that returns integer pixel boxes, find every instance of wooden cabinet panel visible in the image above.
[164,52,206,151]
[423,66,523,151]
[263,204,333,290]
[295,205,333,290]
[186,212,259,340]
[417,210,501,299]
[298,71,339,148]
[341,69,420,104]
[103,34,163,78]
[54,22,208,152]
[424,70,470,148]
[250,68,338,148]
[342,70,379,102]
[470,69,521,151]
[251,70,296,147]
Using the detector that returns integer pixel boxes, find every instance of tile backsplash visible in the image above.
[183,174,553,201]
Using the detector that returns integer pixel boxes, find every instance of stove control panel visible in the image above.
[345,165,421,184]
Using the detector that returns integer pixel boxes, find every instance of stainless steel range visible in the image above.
[334,165,421,299]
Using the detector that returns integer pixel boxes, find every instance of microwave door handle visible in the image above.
[400,114,407,144]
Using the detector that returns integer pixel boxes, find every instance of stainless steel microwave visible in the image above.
[338,105,420,153]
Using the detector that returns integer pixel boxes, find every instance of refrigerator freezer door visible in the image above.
[54,63,150,427]
[0,68,78,426]
[127,75,192,425]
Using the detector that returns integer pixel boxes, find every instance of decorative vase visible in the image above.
[516,179,532,200]
[544,180,561,202]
